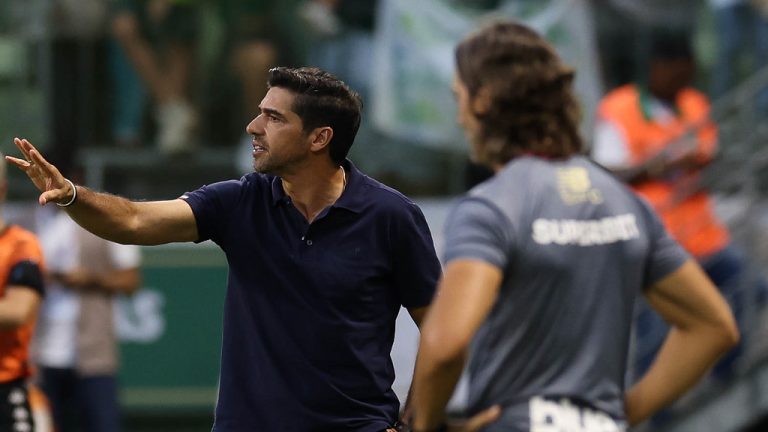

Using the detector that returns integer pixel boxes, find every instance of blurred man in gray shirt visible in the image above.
[410,21,739,432]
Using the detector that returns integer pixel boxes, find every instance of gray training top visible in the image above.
[443,155,689,432]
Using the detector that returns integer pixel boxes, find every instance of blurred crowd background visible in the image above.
[2,0,768,431]
[0,0,767,198]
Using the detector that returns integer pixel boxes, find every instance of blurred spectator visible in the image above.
[593,31,758,383]
[299,0,377,98]
[593,1,647,89]
[219,1,277,126]
[32,167,141,432]
[111,0,200,155]
[709,0,768,114]
[595,0,701,90]
[298,1,399,182]
[0,155,46,432]
[205,0,282,173]
[109,31,145,149]
[48,0,112,177]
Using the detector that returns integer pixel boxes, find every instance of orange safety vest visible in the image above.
[598,84,729,258]
[0,225,45,383]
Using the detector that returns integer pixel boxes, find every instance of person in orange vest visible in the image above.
[0,155,47,432]
[593,31,754,384]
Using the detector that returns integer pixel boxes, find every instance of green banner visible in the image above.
[116,245,227,412]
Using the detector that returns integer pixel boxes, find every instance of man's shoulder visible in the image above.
[603,83,639,99]
[357,174,420,210]
[184,173,273,199]
[3,226,41,249]
[470,156,626,209]
[473,157,543,196]
[343,175,432,232]
[0,226,44,264]
[599,84,640,110]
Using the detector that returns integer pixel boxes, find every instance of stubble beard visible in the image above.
[252,149,306,177]
[252,157,269,174]
[251,137,278,174]
[253,156,280,176]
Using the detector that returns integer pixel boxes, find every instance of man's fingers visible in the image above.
[13,137,33,162]
[461,405,501,431]
[4,156,32,169]
[9,138,62,178]
[12,137,27,159]
[28,147,48,165]
[39,189,67,207]
[28,149,59,178]
[12,137,43,170]
[17,138,50,169]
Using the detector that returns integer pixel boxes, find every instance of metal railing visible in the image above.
[653,64,768,432]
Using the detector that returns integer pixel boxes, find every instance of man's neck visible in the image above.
[281,162,346,223]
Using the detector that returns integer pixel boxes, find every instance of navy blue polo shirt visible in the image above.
[181,160,441,432]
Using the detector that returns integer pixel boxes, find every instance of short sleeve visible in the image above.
[8,230,46,295]
[392,202,441,308]
[11,233,45,272]
[443,197,513,270]
[642,202,690,287]
[8,261,44,296]
[180,179,245,243]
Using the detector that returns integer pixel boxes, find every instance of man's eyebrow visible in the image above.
[260,107,286,119]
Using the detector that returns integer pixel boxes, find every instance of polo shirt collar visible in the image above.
[269,159,366,213]
[333,159,366,213]
[270,174,288,206]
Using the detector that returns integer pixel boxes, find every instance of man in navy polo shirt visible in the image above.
[8,67,441,431]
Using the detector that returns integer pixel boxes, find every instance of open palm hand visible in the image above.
[5,137,73,206]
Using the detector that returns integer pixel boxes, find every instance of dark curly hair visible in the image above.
[455,21,583,166]
[268,67,363,165]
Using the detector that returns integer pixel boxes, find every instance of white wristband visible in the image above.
[56,179,78,207]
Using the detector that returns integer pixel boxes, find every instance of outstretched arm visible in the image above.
[625,260,739,425]
[6,138,198,245]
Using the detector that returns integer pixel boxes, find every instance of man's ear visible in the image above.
[309,127,334,152]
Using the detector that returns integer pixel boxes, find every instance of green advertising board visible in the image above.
[116,244,227,414]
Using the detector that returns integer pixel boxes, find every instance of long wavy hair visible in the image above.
[455,21,583,166]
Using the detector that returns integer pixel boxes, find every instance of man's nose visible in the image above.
[246,115,265,135]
